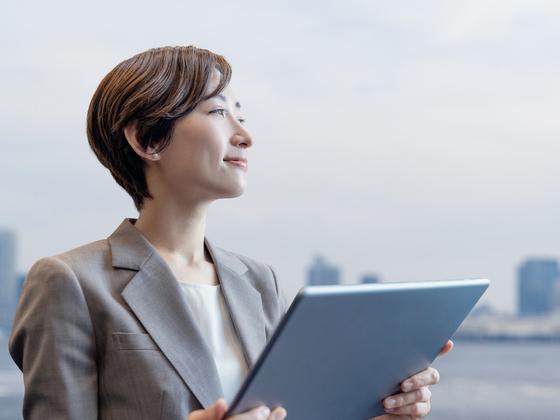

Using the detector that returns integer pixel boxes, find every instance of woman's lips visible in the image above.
[224,159,248,169]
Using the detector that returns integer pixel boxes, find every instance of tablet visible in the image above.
[225,278,489,419]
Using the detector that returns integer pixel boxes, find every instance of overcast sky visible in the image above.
[2,0,560,313]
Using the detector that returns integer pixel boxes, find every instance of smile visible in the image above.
[225,160,248,169]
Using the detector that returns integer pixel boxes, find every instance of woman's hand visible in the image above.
[372,339,454,419]
[188,398,287,420]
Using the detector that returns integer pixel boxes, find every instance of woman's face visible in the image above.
[150,69,252,204]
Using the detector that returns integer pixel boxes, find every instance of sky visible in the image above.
[1,0,560,313]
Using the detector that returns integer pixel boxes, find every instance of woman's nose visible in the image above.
[232,127,253,149]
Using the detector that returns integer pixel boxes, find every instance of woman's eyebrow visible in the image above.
[215,93,241,109]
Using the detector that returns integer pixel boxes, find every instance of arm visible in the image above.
[8,257,98,419]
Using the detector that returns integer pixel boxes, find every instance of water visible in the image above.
[1,336,559,419]
[429,341,560,420]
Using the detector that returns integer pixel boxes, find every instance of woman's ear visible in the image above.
[123,122,160,161]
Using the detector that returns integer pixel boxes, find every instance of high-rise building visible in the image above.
[554,278,560,313]
[307,255,340,286]
[360,273,381,284]
[518,258,559,317]
[0,229,16,331]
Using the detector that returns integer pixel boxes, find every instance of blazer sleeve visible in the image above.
[8,256,98,420]
[266,263,290,316]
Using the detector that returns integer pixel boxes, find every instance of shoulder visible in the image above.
[23,238,111,297]
[50,238,110,272]
[9,244,100,373]
[11,241,105,337]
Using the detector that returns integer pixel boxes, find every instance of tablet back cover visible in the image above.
[227,279,489,419]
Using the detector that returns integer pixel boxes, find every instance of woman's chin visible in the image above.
[229,187,246,198]
[219,184,246,199]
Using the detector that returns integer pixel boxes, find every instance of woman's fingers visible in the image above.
[400,367,440,392]
[267,407,287,420]
[383,386,431,411]
[380,366,439,418]
[438,339,454,357]
[189,400,287,420]
[188,398,228,420]
[227,405,269,420]
[375,385,435,418]
[385,400,431,417]
[227,405,287,420]
[212,399,228,420]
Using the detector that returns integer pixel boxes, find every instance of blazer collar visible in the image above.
[107,218,266,408]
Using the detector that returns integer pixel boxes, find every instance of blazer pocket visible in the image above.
[112,332,160,350]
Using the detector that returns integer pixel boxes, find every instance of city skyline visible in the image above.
[2,1,560,314]
[3,226,560,322]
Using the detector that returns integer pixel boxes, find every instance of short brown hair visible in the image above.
[86,45,232,211]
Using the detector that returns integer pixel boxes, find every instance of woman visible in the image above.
[9,46,452,420]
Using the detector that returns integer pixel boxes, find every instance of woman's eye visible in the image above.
[210,108,227,117]
[210,108,246,124]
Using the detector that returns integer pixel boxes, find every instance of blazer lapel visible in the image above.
[108,218,267,409]
[205,239,267,367]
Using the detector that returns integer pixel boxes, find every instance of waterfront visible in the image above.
[430,341,560,419]
[1,337,558,419]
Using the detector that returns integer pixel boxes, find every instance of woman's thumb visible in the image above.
[211,399,228,420]
[188,398,228,420]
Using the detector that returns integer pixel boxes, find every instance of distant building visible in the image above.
[555,279,560,314]
[307,255,340,286]
[518,258,559,317]
[360,273,381,284]
[0,229,16,331]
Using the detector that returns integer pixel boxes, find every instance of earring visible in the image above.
[152,153,160,160]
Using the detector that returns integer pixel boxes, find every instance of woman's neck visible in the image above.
[133,199,211,267]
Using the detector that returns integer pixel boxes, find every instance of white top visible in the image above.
[177,281,249,402]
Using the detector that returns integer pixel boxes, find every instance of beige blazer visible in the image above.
[9,218,289,420]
